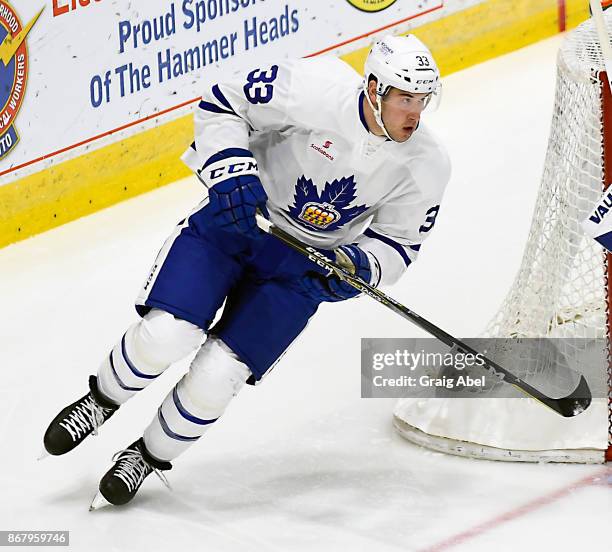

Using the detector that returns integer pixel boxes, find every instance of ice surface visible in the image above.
[1,35,610,551]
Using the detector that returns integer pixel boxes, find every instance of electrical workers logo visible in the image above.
[0,3,43,160]
[286,175,368,231]
[346,0,398,13]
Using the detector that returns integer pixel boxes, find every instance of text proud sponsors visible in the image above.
[117,0,297,54]
[89,1,299,109]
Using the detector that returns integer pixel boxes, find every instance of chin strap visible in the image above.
[364,86,394,141]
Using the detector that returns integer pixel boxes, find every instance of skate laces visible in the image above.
[58,396,112,441]
[111,447,171,493]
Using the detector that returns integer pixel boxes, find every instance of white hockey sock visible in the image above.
[97,309,204,405]
[143,336,251,462]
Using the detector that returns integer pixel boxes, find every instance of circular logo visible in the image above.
[346,0,398,12]
[0,1,29,159]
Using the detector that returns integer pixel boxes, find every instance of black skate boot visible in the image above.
[90,438,172,510]
[43,376,119,456]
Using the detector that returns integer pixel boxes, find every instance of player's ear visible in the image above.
[367,76,378,102]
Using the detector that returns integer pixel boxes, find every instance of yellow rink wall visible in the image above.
[0,0,589,249]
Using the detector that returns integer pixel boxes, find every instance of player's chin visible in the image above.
[393,126,414,142]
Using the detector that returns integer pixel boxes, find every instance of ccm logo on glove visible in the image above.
[204,157,260,185]
[300,244,373,302]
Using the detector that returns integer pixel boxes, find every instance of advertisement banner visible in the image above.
[0,0,489,182]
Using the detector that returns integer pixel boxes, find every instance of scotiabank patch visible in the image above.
[309,139,337,162]
[0,4,42,160]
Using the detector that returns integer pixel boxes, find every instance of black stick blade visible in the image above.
[527,375,592,417]
[545,375,592,418]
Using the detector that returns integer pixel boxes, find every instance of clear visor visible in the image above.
[381,83,442,112]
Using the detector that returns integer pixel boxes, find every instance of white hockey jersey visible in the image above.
[182,56,451,287]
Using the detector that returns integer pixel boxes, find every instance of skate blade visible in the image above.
[89,491,111,511]
[37,448,50,461]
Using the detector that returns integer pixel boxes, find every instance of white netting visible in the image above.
[394,14,612,462]
[485,13,610,342]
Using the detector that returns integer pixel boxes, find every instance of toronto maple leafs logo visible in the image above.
[286,175,368,231]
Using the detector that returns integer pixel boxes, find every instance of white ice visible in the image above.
[1,35,610,552]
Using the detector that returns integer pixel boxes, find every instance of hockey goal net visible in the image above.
[393,12,612,463]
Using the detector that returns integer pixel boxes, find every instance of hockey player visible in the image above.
[43,34,450,509]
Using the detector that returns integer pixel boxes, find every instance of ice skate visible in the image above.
[90,438,171,509]
[43,376,119,456]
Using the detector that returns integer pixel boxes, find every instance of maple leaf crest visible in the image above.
[286,175,368,231]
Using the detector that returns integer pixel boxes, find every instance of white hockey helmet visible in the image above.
[363,34,441,140]
[364,34,441,96]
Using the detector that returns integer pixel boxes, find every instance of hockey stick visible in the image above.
[255,214,592,417]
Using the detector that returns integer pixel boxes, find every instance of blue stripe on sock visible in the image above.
[172,387,218,426]
[109,352,144,392]
[121,333,158,380]
[157,408,201,442]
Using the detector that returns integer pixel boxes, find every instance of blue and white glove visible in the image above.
[208,175,269,237]
[203,149,269,237]
[301,245,372,302]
